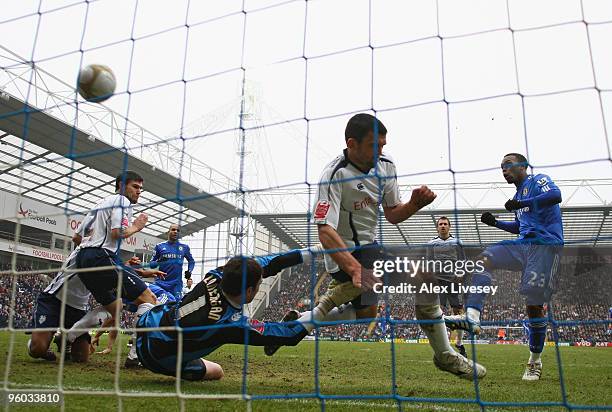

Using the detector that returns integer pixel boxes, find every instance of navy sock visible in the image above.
[465,270,492,312]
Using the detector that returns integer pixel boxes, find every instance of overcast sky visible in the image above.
[2,0,612,208]
[2,0,612,274]
[0,0,612,241]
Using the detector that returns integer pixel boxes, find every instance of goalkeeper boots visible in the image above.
[264,309,300,356]
[444,313,482,334]
[434,350,486,381]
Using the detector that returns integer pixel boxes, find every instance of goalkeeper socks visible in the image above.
[416,305,453,356]
[528,320,547,359]
[465,271,491,312]
[66,306,111,343]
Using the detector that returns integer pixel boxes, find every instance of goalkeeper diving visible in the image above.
[135,247,334,381]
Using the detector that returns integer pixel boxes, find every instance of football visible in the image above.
[77,64,116,102]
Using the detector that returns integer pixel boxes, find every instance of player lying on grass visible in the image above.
[445,153,563,381]
[135,248,352,381]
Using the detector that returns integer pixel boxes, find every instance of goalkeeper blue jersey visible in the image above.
[137,250,308,365]
[513,174,563,244]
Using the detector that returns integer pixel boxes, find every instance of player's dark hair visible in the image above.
[221,257,263,297]
[345,113,387,143]
[437,216,450,226]
[504,153,528,165]
[115,170,143,191]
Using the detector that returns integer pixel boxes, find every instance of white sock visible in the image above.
[529,352,542,364]
[323,304,357,322]
[455,329,464,346]
[67,306,111,343]
[136,302,154,317]
[127,338,138,360]
[298,307,326,333]
[127,303,154,360]
[417,305,454,356]
[466,307,481,323]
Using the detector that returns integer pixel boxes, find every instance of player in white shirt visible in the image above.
[267,114,485,380]
[64,171,164,360]
[182,277,193,296]
[427,216,467,357]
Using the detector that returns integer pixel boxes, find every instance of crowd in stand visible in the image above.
[1,261,610,344]
[262,264,611,343]
[0,263,52,329]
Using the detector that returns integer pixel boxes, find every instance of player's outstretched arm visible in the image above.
[383,185,436,225]
[481,212,519,234]
[256,245,322,279]
[220,315,312,348]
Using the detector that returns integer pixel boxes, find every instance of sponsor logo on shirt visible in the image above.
[523,187,529,196]
[314,201,330,220]
[354,196,376,211]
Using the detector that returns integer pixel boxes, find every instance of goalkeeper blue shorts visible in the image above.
[136,332,206,381]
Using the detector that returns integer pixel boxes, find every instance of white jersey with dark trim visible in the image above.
[312,149,401,273]
[79,193,133,253]
[426,235,466,281]
[43,247,91,311]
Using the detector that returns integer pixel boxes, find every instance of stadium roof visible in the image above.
[253,206,612,249]
[0,91,241,238]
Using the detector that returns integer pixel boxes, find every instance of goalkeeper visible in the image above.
[135,248,328,381]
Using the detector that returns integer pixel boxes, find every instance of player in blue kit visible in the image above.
[150,224,195,300]
[445,153,563,381]
[136,248,327,381]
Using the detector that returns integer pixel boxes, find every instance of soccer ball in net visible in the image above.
[77,64,116,102]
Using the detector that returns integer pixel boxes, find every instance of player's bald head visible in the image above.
[168,224,180,241]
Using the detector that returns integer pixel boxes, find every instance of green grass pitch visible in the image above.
[1,333,611,411]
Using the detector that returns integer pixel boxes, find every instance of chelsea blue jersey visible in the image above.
[150,241,195,297]
[513,174,563,244]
